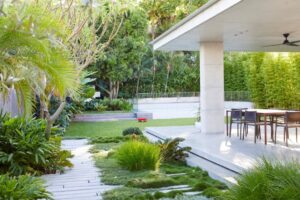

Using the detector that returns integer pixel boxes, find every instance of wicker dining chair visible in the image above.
[229,109,243,137]
[275,111,300,146]
[242,111,270,143]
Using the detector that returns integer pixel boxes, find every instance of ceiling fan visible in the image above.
[264,33,300,47]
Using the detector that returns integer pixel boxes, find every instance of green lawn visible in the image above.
[65,118,196,138]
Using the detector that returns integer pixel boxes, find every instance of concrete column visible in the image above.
[200,42,224,134]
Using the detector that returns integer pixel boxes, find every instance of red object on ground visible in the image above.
[137,118,147,122]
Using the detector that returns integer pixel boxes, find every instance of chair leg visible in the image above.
[254,125,257,143]
[229,121,232,137]
[296,128,298,142]
[284,127,286,142]
[245,124,248,139]
[239,123,241,140]
[274,125,277,144]
[242,123,246,140]
[240,123,243,139]
[286,127,289,146]
[242,123,245,140]
[237,123,239,137]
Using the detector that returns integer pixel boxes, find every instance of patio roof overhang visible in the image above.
[151,0,300,52]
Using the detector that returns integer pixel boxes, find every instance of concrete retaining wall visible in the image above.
[136,97,200,104]
[134,97,254,119]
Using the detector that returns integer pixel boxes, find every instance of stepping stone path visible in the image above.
[157,185,192,193]
[42,139,117,200]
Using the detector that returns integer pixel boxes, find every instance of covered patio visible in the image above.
[150,0,300,183]
[151,0,300,135]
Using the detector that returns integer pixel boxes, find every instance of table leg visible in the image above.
[264,114,267,145]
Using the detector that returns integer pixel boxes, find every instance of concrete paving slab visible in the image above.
[42,139,117,200]
[145,125,300,185]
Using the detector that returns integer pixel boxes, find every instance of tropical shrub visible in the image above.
[122,127,143,136]
[226,159,300,200]
[0,115,73,175]
[83,100,108,112]
[116,141,161,171]
[83,100,99,111]
[83,98,132,112]
[0,174,52,200]
[82,86,96,99]
[157,138,191,164]
[101,98,132,111]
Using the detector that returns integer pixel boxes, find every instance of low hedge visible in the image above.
[122,127,143,136]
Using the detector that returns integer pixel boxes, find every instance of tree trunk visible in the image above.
[44,101,66,140]
[108,81,120,99]
[45,113,52,140]
[151,67,156,95]
[109,80,113,100]
[136,73,140,97]
[164,63,171,93]
[115,81,120,99]
[39,97,45,119]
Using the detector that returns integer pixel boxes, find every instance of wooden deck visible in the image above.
[42,139,116,200]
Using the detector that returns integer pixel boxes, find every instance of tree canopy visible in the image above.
[91,6,149,99]
[0,2,78,114]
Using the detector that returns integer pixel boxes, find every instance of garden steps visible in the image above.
[73,113,136,122]
[42,139,117,200]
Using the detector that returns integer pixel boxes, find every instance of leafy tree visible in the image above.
[0,1,76,108]
[141,0,208,39]
[0,0,131,137]
[133,0,207,96]
[92,7,148,99]
[0,1,79,140]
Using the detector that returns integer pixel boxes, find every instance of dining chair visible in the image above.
[242,111,269,143]
[275,111,300,146]
[229,109,243,137]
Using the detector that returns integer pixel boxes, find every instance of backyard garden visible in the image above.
[0,0,300,200]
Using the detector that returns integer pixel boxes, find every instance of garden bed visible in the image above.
[91,138,227,200]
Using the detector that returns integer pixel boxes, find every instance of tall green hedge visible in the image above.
[248,53,300,110]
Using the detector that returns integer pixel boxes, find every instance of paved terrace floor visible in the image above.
[145,125,300,184]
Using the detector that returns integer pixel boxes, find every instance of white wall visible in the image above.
[135,97,253,119]
[136,97,200,104]
[0,89,21,117]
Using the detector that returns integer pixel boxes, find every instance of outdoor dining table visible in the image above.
[226,109,287,145]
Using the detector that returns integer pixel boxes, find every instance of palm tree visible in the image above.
[0,2,79,139]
